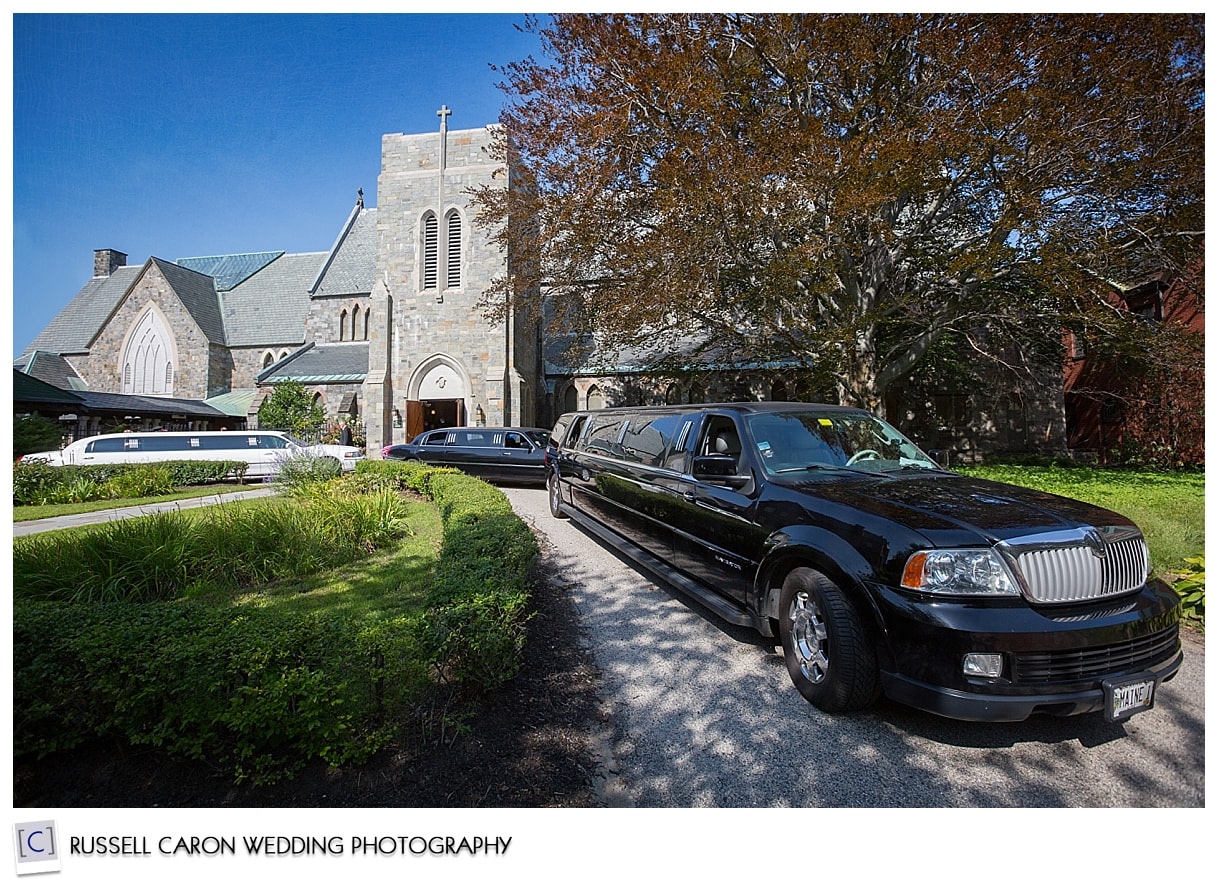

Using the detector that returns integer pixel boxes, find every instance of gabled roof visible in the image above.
[257,342,368,384]
[21,265,143,356]
[311,207,377,298]
[219,252,326,347]
[13,350,88,390]
[148,258,226,345]
[19,258,228,356]
[13,368,85,405]
[176,252,285,291]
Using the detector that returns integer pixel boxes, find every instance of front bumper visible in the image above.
[867,579,1183,722]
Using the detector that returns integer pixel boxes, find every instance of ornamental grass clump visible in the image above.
[13,486,417,602]
[14,512,200,603]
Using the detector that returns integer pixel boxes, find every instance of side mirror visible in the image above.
[692,455,752,489]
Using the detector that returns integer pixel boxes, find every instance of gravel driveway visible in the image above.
[503,487,1205,808]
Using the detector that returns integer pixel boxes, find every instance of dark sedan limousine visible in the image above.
[546,402,1183,722]
[383,427,550,484]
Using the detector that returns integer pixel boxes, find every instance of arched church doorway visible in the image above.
[406,355,469,440]
[420,398,464,433]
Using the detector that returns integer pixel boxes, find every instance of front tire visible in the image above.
[547,471,569,518]
[778,567,880,713]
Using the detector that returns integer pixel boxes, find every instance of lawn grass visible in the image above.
[225,497,442,617]
[955,464,1204,576]
[12,483,257,522]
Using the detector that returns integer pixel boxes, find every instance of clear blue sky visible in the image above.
[10,12,543,355]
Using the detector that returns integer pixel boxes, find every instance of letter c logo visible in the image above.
[26,830,45,853]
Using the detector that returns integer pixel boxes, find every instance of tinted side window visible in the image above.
[88,437,129,452]
[142,435,189,451]
[579,416,628,457]
[661,415,699,471]
[564,415,589,449]
[550,415,573,446]
[620,413,680,467]
[458,431,493,447]
[504,431,531,449]
[199,435,240,450]
[424,432,450,446]
[697,416,745,475]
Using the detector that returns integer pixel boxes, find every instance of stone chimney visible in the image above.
[94,248,127,278]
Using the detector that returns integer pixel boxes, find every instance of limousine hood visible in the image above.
[799,472,1136,544]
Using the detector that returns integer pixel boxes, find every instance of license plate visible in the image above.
[1103,674,1156,722]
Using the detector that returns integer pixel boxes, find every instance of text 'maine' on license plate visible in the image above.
[1104,674,1156,722]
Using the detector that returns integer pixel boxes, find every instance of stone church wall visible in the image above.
[367,122,532,450]
[74,263,214,400]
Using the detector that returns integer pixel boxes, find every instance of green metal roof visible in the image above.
[176,252,285,292]
[204,389,261,417]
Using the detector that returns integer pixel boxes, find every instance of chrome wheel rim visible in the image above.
[790,590,829,683]
[548,475,560,512]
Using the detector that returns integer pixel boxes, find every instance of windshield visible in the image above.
[744,410,939,476]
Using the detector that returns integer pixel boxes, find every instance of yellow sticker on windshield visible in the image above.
[818,419,833,426]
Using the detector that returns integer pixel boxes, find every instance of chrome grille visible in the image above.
[1001,528,1149,604]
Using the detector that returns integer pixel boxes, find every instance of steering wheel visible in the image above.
[846,449,880,466]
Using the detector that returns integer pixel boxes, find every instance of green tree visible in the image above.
[13,413,65,460]
[256,381,325,435]
[474,13,1203,415]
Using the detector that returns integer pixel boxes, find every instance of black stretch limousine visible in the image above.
[545,402,1182,722]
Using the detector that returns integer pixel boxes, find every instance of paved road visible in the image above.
[503,487,1205,808]
[13,487,280,536]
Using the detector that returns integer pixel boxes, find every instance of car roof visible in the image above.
[560,402,864,418]
[423,426,549,433]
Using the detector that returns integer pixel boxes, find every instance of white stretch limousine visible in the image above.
[21,431,365,478]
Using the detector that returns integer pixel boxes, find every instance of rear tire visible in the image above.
[547,471,569,518]
[778,567,880,713]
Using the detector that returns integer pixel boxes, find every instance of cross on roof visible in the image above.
[437,104,451,134]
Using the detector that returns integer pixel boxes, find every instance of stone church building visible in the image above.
[18,110,546,452]
[17,108,1068,461]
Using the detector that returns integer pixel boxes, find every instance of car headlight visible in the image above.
[901,548,1019,597]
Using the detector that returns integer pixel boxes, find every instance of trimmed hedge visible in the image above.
[13,460,248,506]
[12,461,537,784]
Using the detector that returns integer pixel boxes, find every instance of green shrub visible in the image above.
[13,459,537,783]
[12,460,247,506]
[413,466,537,692]
[13,413,64,460]
[11,462,63,505]
[1172,556,1204,627]
[103,464,176,499]
[13,601,424,782]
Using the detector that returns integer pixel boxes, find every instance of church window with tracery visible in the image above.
[121,307,175,396]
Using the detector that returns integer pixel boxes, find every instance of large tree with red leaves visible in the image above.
[474,14,1203,414]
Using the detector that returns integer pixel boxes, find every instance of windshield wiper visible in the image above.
[775,464,877,476]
